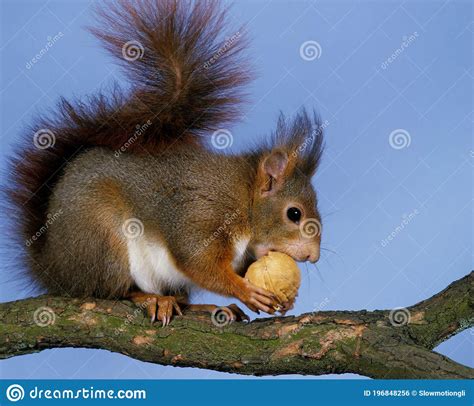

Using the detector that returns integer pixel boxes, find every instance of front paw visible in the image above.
[238,279,282,315]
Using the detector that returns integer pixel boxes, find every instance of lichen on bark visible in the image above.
[0,272,472,379]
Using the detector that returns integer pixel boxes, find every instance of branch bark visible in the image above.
[1,272,472,379]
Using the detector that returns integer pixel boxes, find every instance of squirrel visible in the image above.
[6,0,324,326]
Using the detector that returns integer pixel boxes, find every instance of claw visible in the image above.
[227,303,250,322]
[128,292,183,327]
[156,297,180,327]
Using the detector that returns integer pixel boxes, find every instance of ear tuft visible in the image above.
[271,109,325,176]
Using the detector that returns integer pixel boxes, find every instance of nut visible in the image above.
[245,251,301,304]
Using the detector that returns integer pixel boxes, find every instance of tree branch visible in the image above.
[407,271,473,349]
[1,272,472,379]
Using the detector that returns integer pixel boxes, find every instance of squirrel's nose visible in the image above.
[307,252,320,263]
[306,246,320,263]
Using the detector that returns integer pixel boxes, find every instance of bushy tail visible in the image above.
[6,0,252,261]
[89,0,252,146]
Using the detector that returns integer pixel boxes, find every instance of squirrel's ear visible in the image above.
[258,150,289,196]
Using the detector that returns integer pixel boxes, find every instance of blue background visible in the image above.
[0,0,472,379]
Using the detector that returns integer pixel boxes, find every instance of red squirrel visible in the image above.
[7,0,324,326]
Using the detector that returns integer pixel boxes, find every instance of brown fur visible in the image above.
[92,178,131,275]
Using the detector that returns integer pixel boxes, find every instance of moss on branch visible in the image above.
[1,272,472,379]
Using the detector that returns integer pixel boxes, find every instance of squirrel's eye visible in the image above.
[287,207,302,223]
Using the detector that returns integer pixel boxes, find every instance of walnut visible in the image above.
[245,251,301,304]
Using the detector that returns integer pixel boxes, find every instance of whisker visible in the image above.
[320,247,337,255]
[320,245,344,264]
[319,209,341,220]
[313,264,326,284]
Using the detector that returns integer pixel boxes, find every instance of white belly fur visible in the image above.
[128,233,251,294]
[127,235,192,295]
[232,235,251,271]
